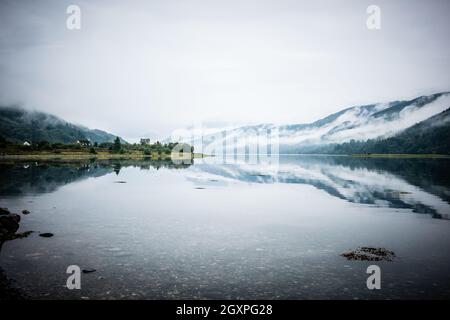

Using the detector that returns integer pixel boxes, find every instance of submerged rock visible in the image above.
[22,210,30,215]
[39,233,54,238]
[1,230,33,242]
[82,269,96,274]
[341,247,396,261]
[9,231,34,240]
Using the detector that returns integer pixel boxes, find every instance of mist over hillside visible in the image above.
[327,108,450,154]
[2,92,449,153]
[171,92,450,154]
[0,106,125,144]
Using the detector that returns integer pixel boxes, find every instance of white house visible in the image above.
[23,141,31,146]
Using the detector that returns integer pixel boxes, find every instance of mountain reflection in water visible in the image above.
[0,156,449,219]
[191,156,450,219]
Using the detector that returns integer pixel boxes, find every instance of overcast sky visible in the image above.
[0,0,449,141]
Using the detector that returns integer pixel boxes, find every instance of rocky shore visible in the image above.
[0,207,33,299]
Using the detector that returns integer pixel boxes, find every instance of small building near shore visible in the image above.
[76,139,91,146]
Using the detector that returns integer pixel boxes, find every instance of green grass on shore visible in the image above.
[0,150,205,161]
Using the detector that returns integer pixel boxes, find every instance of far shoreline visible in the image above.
[1,151,449,162]
[0,151,206,162]
[350,153,450,159]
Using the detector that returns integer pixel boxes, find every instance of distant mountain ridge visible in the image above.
[3,92,449,151]
[173,92,450,154]
[0,106,125,144]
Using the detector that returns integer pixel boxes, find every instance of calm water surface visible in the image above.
[1,155,450,299]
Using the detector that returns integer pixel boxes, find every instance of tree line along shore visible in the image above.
[0,136,202,160]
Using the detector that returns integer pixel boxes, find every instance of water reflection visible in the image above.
[191,156,450,219]
[1,156,449,219]
[0,158,193,196]
[1,155,450,299]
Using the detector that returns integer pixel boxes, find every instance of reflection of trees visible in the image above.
[108,158,193,171]
[0,159,193,195]
[113,163,121,175]
[0,162,109,195]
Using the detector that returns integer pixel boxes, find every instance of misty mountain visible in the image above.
[0,106,125,144]
[329,108,450,154]
[175,92,450,154]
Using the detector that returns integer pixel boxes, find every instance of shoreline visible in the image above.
[1,152,449,162]
[0,152,206,161]
[350,153,450,159]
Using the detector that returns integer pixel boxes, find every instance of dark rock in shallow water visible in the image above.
[22,210,30,215]
[10,231,34,240]
[341,247,396,261]
[0,211,27,242]
[10,214,20,223]
[0,228,8,239]
[0,210,32,242]
[0,213,28,300]
[39,233,54,238]
[1,230,34,241]
[82,269,96,274]
[0,214,20,234]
